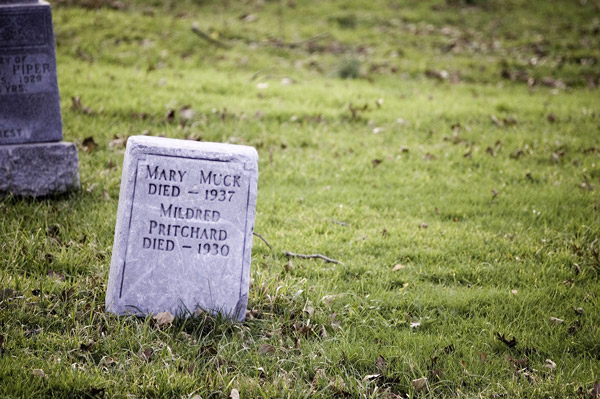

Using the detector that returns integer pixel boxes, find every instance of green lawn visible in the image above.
[1,0,599,397]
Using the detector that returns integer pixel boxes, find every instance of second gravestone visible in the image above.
[0,0,79,196]
[106,136,258,321]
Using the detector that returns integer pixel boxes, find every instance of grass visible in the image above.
[1,0,600,397]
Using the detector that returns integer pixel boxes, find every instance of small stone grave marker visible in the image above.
[106,136,259,321]
[0,0,79,196]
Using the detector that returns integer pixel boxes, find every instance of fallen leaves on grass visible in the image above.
[32,369,46,379]
[426,69,449,80]
[139,348,153,362]
[412,377,428,392]
[179,106,196,121]
[80,339,95,352]
[392,264,406,271]
[540,77,566,89]
[490,114,518,127]
[71,96,93,114]
[578,382,600,398]
[82,136,98,153]
[0,288,17,300]
[60,287,74,301]
[544,358,557,370]
[363,373,381,381]
[496,332,517,348]
[568,321,582,335]
[48,270,65,281]
[506,355,528,370]
[109,136,127,149]
[258,344,276,354]
[376,355,386,373]
[230,388,240,399]
[153,311,174,327]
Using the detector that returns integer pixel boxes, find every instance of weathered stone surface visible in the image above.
[0,0,62,144]
[0,141,79,196]
[106,136,259,321]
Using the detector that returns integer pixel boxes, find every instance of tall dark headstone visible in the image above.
[0,0,79,196]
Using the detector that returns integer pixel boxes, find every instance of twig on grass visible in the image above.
[191,24,229,48]
[265,32,332,49]
[253,232,272,250]
[284,251,342,264]
[287,32,332,48]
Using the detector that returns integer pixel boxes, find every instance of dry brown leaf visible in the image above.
[140,348,153,362]
[592,381,600,398]
[258,344,276,354]
[544,358,557,370]
[32,369,46,378]
[80,338,95,352]
[82,136,98,152]
[48,270,65,281]
[71,96,93,114]
[392,264,406,271]
[412,377,428,391]
[154,311,174,326]
[109,136,127,149]
[376,355,386,372]
[0,288,16,300]
[320,325,328,338]
[179,106,196,121]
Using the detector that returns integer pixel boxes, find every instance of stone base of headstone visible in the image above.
[0,141,79,197]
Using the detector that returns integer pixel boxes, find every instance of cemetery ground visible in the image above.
[1,0,600,397]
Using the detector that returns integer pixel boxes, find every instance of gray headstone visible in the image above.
[0,0,79,197]
[0,0,62,144]
[106,136,259,321]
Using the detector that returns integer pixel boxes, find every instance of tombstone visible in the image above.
[105,136,259,321]
[0,0,79,196]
